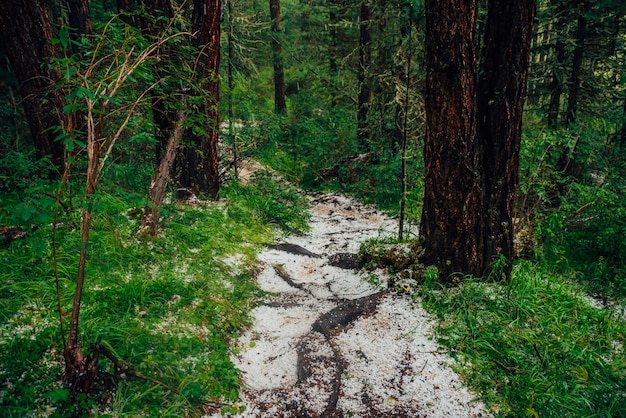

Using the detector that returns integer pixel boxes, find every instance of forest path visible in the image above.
[214,191,488,417]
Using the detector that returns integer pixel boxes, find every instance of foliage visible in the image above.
[1,0,626,415]
[416,261,626,417]
[226,170,310,234]
[519,117,626,301]
[0,176,304,416]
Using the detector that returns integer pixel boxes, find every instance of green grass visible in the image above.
[0,173,309,416]
[416,261,626,417]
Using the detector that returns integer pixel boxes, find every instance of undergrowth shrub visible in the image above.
[520,119,626,301]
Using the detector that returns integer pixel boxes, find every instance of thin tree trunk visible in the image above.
[565,3,588,125]
[421,0,484,280]
[141,97,188,237]
[357,1,372,150]
[227,0,238,175]
[478,0,536,280]
[270,0,287,114]
[0,0,66,172]
[547,0,567,127]
[398,2,413,241]
[63,105,100,395]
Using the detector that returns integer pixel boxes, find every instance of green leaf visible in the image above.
[63,103,79,115]
[59,28,70,49]
[47,388,70,403]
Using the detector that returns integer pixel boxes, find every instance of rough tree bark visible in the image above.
[421,0,484,280]
[0,0,66,172]
[478,0,536,280]
[270,0,287,114]
[178,0,221,199]
[420,0,535,282]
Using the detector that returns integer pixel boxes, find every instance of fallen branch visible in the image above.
[533,342,546,367]
[491,359,521,375]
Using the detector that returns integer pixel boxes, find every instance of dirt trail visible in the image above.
[216,192,488,417]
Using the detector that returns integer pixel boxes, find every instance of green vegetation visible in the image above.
[0,173,309,416]
[416,262,626,417]
[1,0,625,416]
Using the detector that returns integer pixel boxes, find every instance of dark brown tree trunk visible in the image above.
[357,1,372,150]
[547,0,567,127]
[270,0,287,114]
[66,0,92,40]
[116,0,136,25]
[565,3,588,125]
[178,0,221,199]
[420,0,484,280]
[226,0,238,174]
[478,0,536,280]
[0,0,66,172]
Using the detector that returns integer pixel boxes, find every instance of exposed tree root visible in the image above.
[273,264,313,296]
[296,291,385,416]
[268,243,321,258]
[327,253,358,270]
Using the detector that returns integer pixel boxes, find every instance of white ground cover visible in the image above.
[213,192,489,417]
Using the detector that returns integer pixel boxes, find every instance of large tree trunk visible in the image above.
[420,0,484,280]
[0,0,66,172]
[270,0,287,114]
[478,0,536,280]
[356,1,372,150]
[178,0,221,199]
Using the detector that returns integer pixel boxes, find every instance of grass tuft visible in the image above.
[0,175,310,416]
[416,260,626,417]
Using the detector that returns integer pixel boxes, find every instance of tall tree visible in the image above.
[269,0,287,113]
[357,0,372,149]
[140,0,176,163]
[0,0,66,172]
[421,0,535,281]
[564,1,589,125]
[478,0,536,279]
[546,0,568,127]
[178,0,221,198]
[421,0,483,279]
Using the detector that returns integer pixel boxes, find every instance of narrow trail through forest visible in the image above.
[214,190,488,417]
